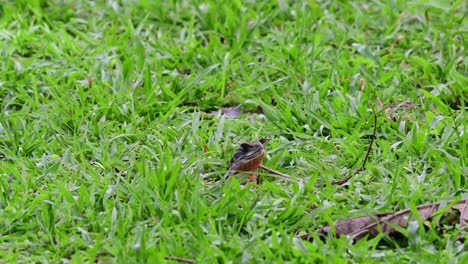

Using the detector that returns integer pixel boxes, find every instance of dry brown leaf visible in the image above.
[301,199,468,242]
[376,96,384,110]
[210,105,264,120]
[452,199,468,226]
[221,106,242,118]
[359,78,366,91]
[87,73,93,88]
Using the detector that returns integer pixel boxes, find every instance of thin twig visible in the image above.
[164,256,195,264]
[358,107,378,172]
[259,164,293,180]
[258,109,378,188]
[319,108,378,187]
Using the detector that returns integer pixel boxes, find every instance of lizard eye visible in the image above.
[240,143,250,149]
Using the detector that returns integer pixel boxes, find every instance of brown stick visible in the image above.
[259,109,378,188]
[358,107,378,172]
[316,107,378,187]
[259,164,293,180]
[164,256,195,264]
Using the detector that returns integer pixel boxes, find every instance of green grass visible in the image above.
[0,0,466,263]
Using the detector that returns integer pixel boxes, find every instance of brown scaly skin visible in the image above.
[225,139,269,182]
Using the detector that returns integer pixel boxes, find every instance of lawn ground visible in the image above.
[0,0,467,263]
